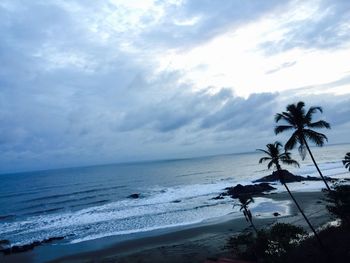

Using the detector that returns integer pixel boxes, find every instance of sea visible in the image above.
[0,144,349,249]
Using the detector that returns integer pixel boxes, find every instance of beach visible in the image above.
[2,191,331,263]
[1,144,348,263]
[2,1,350,261]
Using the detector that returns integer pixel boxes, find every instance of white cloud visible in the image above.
[0,0,350,173]
[156,0,350,97]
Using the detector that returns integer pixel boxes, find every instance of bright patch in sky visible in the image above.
[1,0,350,173]
[157,1,350,97]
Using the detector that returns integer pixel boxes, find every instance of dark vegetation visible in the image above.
[236,195,258,234]
[227,223,307,262]
[227,185,350,262]
[274,101,332,191]
[257,141,324,249]
[325,184,350,225]
[343,152,350,171]
[226,101,350,262]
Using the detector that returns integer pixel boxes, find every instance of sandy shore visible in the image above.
[1,191,331,263]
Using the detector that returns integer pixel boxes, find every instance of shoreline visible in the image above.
[1,191,331,263]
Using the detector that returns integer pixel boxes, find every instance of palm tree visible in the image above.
[237,195,258,234]
[343,152,350,171]
[257,141,325,249]
[274,101,332,191]
[257,141,299,171]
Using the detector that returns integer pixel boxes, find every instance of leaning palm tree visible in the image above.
[257,141,325,249]
[274,101,332,191]
[237,195,258,234]
[343,152,350,172]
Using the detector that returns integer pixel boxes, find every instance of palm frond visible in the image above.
[280,151,291,159]
[298,144,307,160]
[267,160,275,169]
[284,132,299,150]
[275,112,294,125]
[281,159,300,167]
[274,141,283,148]
[258,141,299,170]
[274,125,294,134]
[303,129,328,147]
[238,196,254,207]
[343,152,350,171]
[296,101,306,111]
[259,157,272,163]
[256,148,271,156]
[308,120,331,129]
[305,106,323,122]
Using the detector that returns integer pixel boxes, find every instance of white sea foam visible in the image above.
[0,181,238,246]
[1,146,349,247]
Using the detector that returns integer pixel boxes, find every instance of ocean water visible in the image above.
[0,144,349,247]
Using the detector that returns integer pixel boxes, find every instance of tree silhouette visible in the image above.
[237,195,258,234]
[274,101,331,191]
[257,141,325,250]
[343,152,350,172]
[257,141,299,170]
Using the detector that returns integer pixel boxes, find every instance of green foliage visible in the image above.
[343,152,350,171]
[227,232,256,260]
[227,223,306,262]
[326,184,350,224]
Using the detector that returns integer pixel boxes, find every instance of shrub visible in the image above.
[227,223,306,262]
[326,184,350,225]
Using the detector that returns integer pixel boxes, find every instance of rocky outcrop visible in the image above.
[0,237,64,255]
[214,183,276,199]
[253,170,334,183]
[0,240,10,252]
[127,193,140,199]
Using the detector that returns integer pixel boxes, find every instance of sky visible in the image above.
[1,0,350,173]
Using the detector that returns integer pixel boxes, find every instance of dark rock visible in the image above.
[0,240,10,245]
[223,183,276,199]
[0,240,10,252]
[172,200,181,203]
[1,236,64,255]
[273,212,281,217]
[42,237,64,243]
[0,215,15,220]
[253,170,327,183]
[128,193,140,199]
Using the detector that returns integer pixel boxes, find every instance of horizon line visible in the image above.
[1,141,349,176]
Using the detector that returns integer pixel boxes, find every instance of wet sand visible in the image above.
[1,191,331,263]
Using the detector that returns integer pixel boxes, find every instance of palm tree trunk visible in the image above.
[250,219,258,235]
[244,207,258,234]
[282,181,327,253]
[302,136,332,192]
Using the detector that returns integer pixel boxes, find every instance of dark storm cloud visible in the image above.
[0,0,350,173]
[200,93,278,130]
[114,88,279,135]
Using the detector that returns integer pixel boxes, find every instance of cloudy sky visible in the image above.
[1,0,350,173]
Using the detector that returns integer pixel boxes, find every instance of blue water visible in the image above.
[0,144,349,246]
